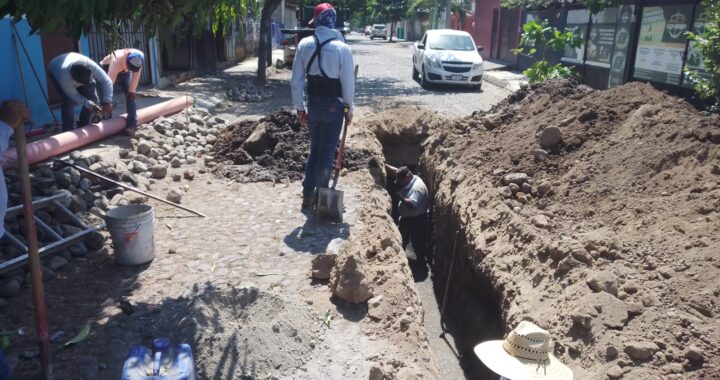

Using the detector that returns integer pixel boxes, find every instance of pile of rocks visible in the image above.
[0,107,227,301]
[1,155,110,300]
[496,171,553,207]
[122,107,230,202]
[225,78,272,103]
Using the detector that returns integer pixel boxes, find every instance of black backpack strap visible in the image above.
[306,35,336,77]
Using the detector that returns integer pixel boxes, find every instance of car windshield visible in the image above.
[374,25,385,29]
[427,34,475,51]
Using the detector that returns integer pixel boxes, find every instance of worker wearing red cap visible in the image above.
[291,2,355,210]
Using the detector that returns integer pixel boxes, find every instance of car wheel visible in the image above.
[420,67,430,89]
[370,36,373,40]
[383,36,387,40]
[412,65,419,81]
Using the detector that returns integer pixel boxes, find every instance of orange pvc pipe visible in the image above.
[1,96,193,169]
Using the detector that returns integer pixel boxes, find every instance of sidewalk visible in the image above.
[483,70,528,92]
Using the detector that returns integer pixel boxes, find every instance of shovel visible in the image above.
[316,104,349,223]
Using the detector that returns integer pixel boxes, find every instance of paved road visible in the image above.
[348,34,510,119]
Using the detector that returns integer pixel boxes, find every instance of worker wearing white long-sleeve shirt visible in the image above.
[291,2,355,210]
[0,100,29,240]
[48,52,114,132]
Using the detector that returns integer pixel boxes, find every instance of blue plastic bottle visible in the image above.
[121,338,196,380]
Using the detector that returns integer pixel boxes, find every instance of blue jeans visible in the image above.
[115,71,137,128]
[48,72,100,132]
[302,97,344,198]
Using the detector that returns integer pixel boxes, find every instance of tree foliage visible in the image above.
[685,0,720,113]
[0,0,256,38]
[500,0,616,14]
[512,19,583,83]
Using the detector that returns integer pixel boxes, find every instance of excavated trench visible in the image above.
[375,131,504,379]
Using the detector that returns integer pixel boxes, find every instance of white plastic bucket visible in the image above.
[106,204,155,266]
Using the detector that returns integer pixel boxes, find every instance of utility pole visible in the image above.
[445,0,452,29]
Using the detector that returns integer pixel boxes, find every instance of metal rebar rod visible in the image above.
[14,127,53,378]
[4,192,69,219]
[53,159,207,218]
[440,230,460,335]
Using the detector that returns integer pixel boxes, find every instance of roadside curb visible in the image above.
[483,70,528,92]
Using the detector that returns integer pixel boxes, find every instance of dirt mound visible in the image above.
[423,80,720,379]
[212,110,372,182]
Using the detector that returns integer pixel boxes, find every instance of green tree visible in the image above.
[500,0,617,14]
[685,0,720,113]
[374,0,408,41]
[0,0,254,39]
[512,19,583,83]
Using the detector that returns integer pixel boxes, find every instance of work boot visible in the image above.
[301,196,314,210]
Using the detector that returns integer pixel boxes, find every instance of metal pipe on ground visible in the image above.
[0,96,193,169]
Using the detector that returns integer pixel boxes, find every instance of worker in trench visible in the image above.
[0,100,29,379]
[100,48,146,132]
[291,2,355,210]
[48,52,114,132]
[386,165,431,268]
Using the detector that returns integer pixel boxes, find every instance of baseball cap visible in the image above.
[127,51,145,72]
[308,3,334,26]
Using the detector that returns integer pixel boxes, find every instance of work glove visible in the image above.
[0,100,29,129]
[88,102,101,112]
[297,110,308,127]
[100,102,113,116]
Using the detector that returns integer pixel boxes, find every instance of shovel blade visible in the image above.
[316,187,344,222]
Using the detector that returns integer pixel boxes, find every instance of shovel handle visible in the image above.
[334,65,358,172]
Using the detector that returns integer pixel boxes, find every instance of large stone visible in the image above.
[137,141,152,156]
[532,215,550,229]
[132,161,148,174]
[502,172,528,186]
[242,122,274,155]
[330,252,372,304]
[0,279,21,298]
[151,165,168,179]
[311,254,337,280]
[574,292,628,330]
[166,189,183,203]
[48,256,69,271]
[540,126,563,149]
[587,270,619,296]
[624,341,659,361]
[369,364,385,380]
[125,192,148,204]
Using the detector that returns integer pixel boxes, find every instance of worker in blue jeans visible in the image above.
[47,52,114,132]
[291,3,355,210]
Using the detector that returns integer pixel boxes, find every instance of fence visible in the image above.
[86,21,152,84]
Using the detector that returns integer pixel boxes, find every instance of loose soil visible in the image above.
[212,110,372,183]
[422,80,720,379]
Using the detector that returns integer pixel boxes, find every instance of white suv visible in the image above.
[370,24,387,40]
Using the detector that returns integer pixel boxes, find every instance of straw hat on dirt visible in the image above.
[474,321,573,380]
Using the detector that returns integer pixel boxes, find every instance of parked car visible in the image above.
[370,24,387,40]
[364,26,372,36]
[412,29,484,89]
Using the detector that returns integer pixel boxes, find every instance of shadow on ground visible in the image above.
[283,215,350,255]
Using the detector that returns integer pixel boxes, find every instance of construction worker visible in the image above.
[0,100,29,238]
[101,48,145,130]
[291,2,355,210]
[0,100,29,379]
[48,52,113,132]
[387,165,430,266]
